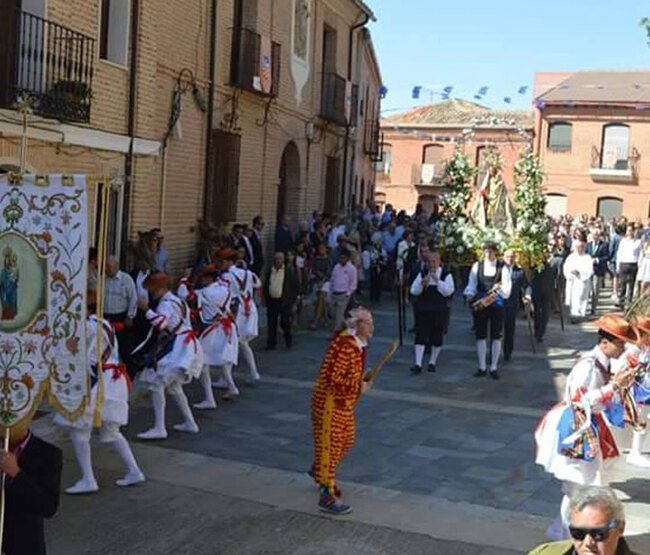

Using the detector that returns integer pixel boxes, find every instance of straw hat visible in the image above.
[595,314,638,343]
[633,315,650,336]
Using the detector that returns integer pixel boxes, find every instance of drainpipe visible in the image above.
[121,0,140,264]
[203,0,218,222]
[339,13,369,212]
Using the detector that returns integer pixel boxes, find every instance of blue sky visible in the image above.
[368,0,650,115]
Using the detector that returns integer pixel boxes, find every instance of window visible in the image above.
[100,0,130,66]
[421,144,444,184]
[374,144,391,174]
[601,124,630,170]
[545,193,567,218]
[207,130,241,224]
[547,122,572,151]
[597,197,623,220]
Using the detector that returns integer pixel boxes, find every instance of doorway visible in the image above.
[277,141,301,227]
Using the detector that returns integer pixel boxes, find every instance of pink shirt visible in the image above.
[330,262,357,295]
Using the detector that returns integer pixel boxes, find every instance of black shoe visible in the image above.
[427,364,436,373]
[473,369,487,378]
[489,371,500,380]
[410,365,422,375]
[285,335,293,349]
[536,337,543,343]
[503,354,511,362]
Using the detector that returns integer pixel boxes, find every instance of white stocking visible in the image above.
[109,433,142,475]
[239,341,260,380]
[414,345,425,367]
[429,346,441,366]
[168,382,198,429]
[476,340,487,371]
[199,366,216,406]
[150,386,167,433]
[70,429,96,484]
[222,363,239,395]
[490,340,502,371]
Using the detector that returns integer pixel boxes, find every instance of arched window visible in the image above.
[545,193,567,218]
[547,122,572,151]
[601,124,630,170]
[422,143,445,165]
[597,197,623,219]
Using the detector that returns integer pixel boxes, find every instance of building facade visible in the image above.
[0,0,382,272]
[377,99,533,213]
[534,70,650,220]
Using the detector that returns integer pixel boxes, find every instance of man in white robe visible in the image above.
[563,240,594,322]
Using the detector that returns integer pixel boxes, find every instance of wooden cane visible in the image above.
[364,339,399,383]
[0,427,10,552]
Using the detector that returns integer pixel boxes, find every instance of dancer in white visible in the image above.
[612,315,650,468]
[230,258,262,383]
[135,273,203,439]
[55,292,145,493]
[563,240,594,322]
[535,314,636,539]
[196,263,240,402]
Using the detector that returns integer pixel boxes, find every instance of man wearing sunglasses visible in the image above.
[529,486,639,554]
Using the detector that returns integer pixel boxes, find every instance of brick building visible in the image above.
[0,0,382,272]
[376,99,533,214]
[534,70,650,220]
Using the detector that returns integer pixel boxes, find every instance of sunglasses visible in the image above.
[569,521,617,542]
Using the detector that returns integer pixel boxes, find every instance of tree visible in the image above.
[642,17,650,47]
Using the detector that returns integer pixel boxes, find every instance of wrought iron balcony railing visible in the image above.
[0,9,95,123]
[364,118,381,158]
[320,72,358,127]
[230,27,280,97]
[590,145,639,183]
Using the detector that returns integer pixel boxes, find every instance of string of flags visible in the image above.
[411,84,529,105]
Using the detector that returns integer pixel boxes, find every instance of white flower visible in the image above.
[456,246,464,254]
[445,237,454,246]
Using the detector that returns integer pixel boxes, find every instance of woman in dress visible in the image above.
[636,239,650,296]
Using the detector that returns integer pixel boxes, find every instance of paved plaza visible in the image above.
[33,289,650,554]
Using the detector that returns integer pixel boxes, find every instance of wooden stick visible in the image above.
[364,339,399,383]
[0,427,10,552]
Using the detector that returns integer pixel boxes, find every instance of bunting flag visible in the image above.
[504,97,512,104]
[379,85,388,98]
[443,86,454,94]
[518,86,528,94]
[412,86,422,99]
[258,34,272,94]
[478,86,489,96]
[0,174,89,428]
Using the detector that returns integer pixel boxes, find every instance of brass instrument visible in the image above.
[471,285,500,312]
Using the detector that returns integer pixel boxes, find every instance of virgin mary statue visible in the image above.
[0,246,19,320]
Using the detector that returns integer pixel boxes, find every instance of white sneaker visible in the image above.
[65,478,99,495]
[193,399,217,410]
[116,470,146,487]
[627,452,650,468]
[137,428,168,440]
[173,422,199,433]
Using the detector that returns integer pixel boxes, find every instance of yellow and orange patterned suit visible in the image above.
[311,329,367,495]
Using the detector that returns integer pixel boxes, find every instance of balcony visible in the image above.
[230,28,280,97]
[0,10,95,123]
[412,163,444,187]
[364,118,381,158]
[590,146,639,183]
[320,72,358,127]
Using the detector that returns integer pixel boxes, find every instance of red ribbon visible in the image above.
[103,362,133,392]
[244,295,252,318]
[180,329,200,354]
[202,315,235,343]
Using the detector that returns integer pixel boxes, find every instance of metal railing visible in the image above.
[591,145,639,175]
[364,118,381,157]
[320,72,359,126]
[0,10,95,122]
[230,27,280,97]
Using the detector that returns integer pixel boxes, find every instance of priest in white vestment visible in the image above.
[563,240,594,321]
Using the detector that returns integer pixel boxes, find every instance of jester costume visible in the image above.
[311,328,367,511]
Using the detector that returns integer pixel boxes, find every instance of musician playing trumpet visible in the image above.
[464,241,512,380]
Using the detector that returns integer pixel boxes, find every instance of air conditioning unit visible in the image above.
[421,163,435,184]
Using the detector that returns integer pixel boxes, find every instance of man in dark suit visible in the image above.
[226,223,244,250]
[587,228,609,314]
[274,215,294,254]
[530,259,555,343]
[264,251,299,349]
[503,249,528,361]
[250,216,265,276]
[2,423,62,555]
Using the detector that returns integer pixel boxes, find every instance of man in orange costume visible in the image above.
[310,307,374,515]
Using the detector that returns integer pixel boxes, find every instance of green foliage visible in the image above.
[642,17,650,47]
[513,147,549,270]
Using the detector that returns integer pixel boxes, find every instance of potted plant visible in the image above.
[50,80,93,103]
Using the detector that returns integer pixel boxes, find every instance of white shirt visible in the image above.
[616,237,642,268]
[463,259,512,300]
[104,270,137,318]
[566,346,615,410]
[328,224,346,248]
[410,267,455,298]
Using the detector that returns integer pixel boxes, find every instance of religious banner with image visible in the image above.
[0,174,89,428]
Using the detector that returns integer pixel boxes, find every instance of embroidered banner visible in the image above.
[0,174,89,427]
